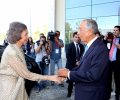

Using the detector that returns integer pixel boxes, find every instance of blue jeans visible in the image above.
[50,59,62,75]
[36,62,49,75]
[37,62,49,90]
[40,61,49,75]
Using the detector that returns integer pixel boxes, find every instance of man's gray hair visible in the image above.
[84,19,99,34]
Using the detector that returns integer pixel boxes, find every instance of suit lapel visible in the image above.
[79,38,100,65]
[79,46,94,66]
[72,42,77,56]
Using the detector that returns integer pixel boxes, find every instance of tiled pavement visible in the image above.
[30,82,115,100]
[30,82,74,100]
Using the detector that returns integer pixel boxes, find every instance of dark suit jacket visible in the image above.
[66,42,84,70]
[69,38,109,100]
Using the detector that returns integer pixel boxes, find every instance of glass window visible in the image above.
[92,2,120,17]
[66,19,84,31]
[66,0,91,8]
[66,6,91,20]
[96,16,119,35]
[65,0,120,44]
[92,0,120,4]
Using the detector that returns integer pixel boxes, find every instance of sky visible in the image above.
[0,0,55,34]
[0,0,119,35]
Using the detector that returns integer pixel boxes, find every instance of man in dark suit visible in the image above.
[108,26,120,100]
[58,19,109,100]
[66,32,84,97]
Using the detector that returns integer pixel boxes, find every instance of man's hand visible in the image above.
[58,68,69,78]
[76,61,80,66]
[54,37,64,48]
[54,37,59,43]
[114,43,120,49]
[40,41,43,45]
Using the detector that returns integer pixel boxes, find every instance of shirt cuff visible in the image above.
[67,71,70,79]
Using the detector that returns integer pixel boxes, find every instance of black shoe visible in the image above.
[67,92,71,98]
[36,86,44,93]
[51,81,54,86]
[115,95,119,100]
[59,83,64,87]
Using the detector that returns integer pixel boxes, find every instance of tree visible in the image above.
[65,22,72,44]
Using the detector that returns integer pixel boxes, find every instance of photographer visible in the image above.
[25,37,35,59]
[35,35,51,90]
[48,31,64,86]
[103,32,114,51]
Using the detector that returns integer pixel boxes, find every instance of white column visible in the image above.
[48,0,55,31]
[55,0,66,65]
[55,0,65,43]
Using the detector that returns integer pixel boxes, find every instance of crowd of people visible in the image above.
[0,19,120,100]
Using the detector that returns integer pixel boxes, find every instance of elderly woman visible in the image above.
[0,22,61,100]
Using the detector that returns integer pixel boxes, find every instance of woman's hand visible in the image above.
[49,75,65,84]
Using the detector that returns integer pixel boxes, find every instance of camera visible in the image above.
[47,31,57,41]
[42,40,47,45]
[42,56,50,66]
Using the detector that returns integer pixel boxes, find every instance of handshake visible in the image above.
[50,68,69,84]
